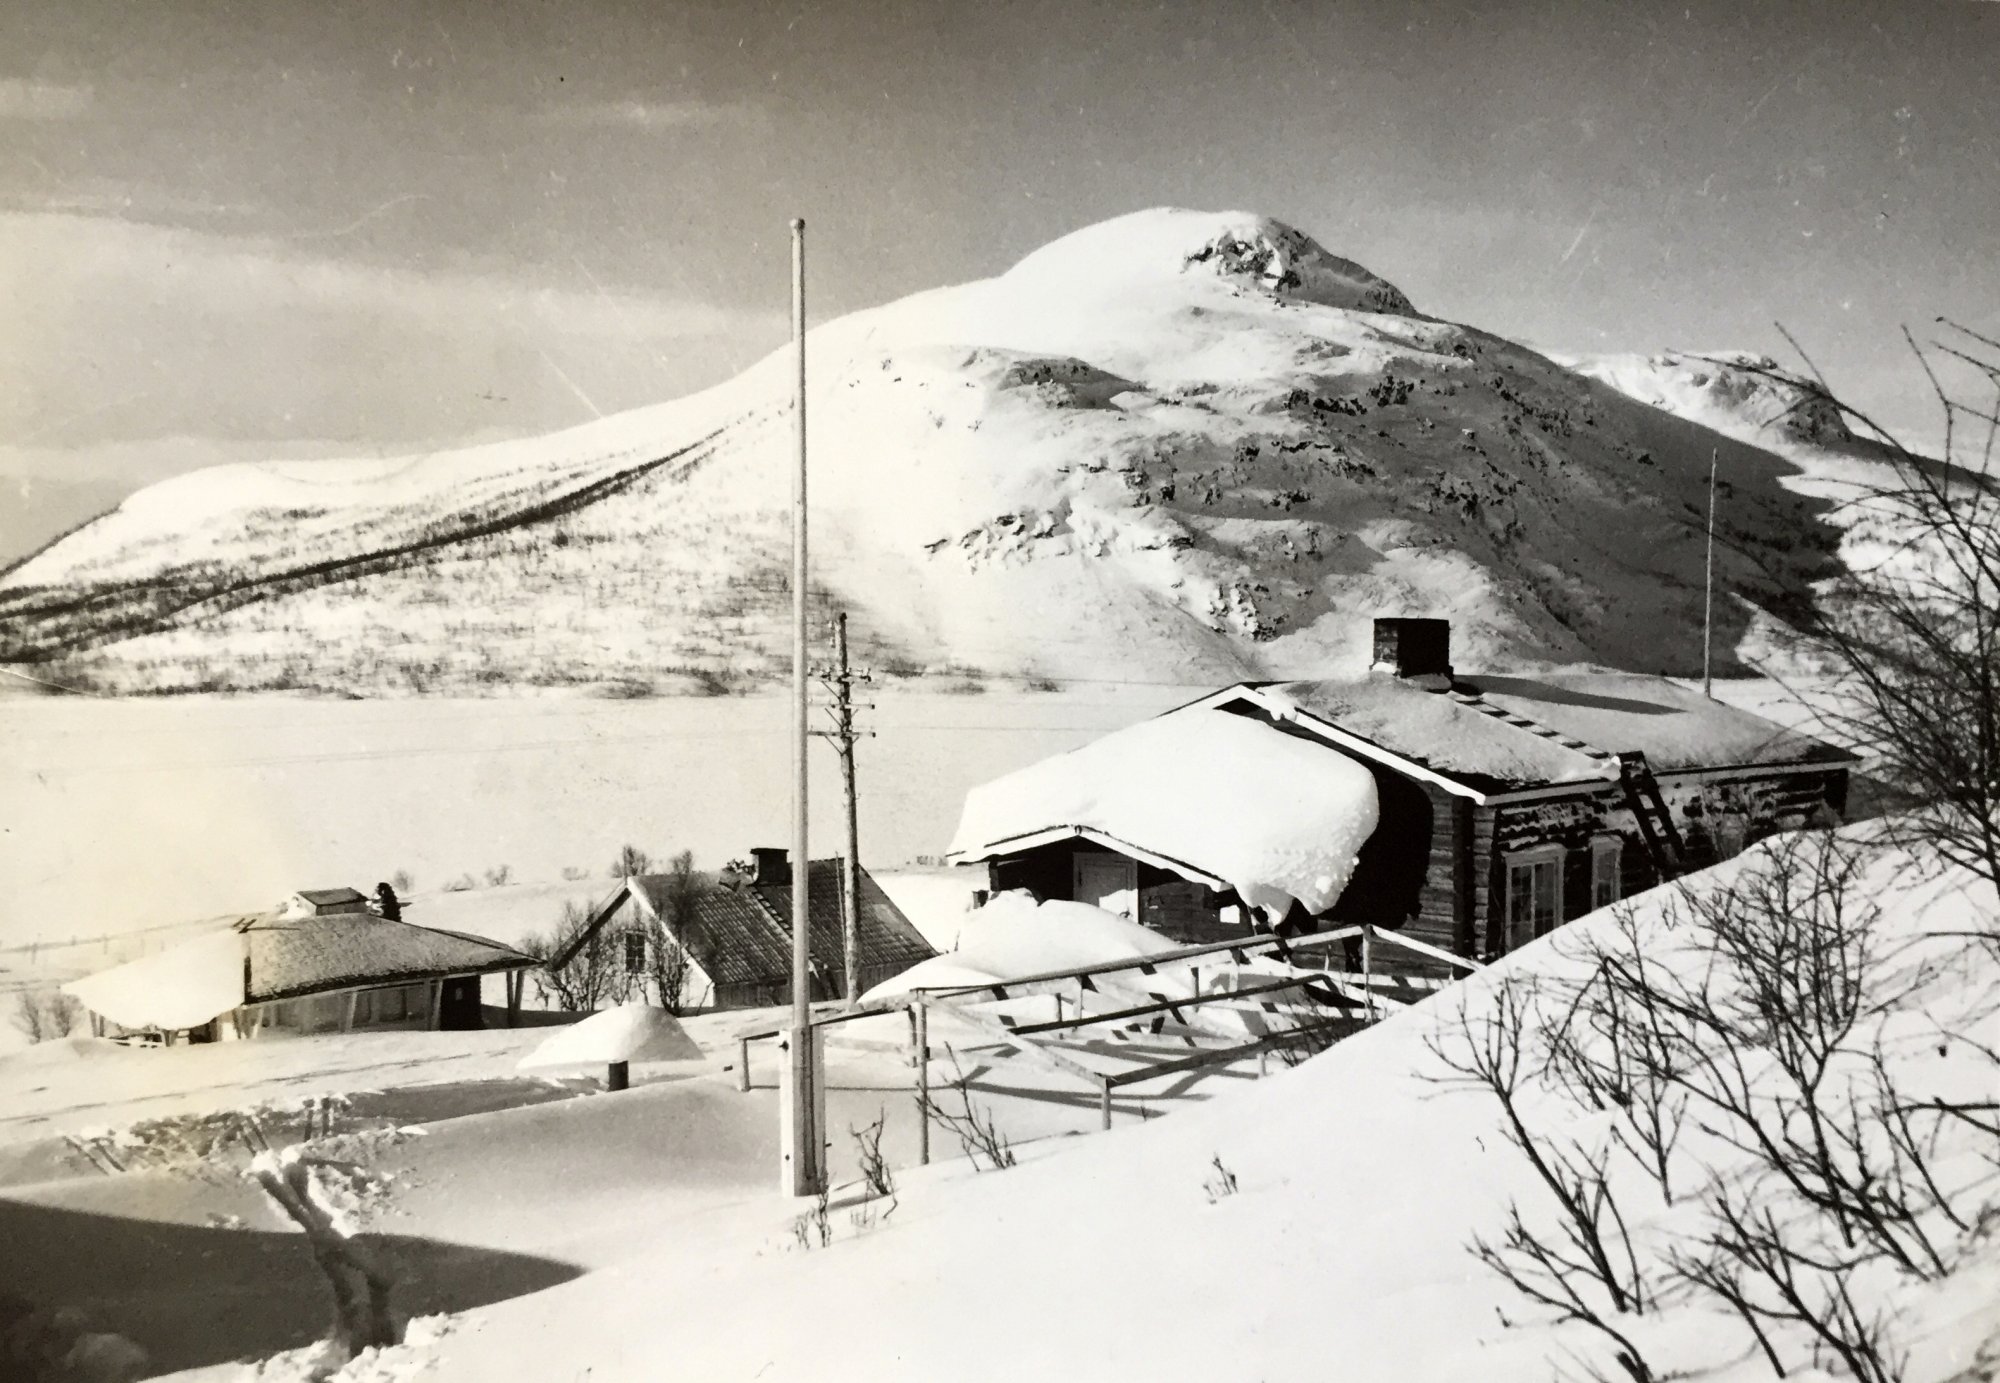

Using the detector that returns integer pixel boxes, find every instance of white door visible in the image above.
[1073,854,1138,920]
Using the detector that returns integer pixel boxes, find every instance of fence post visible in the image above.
[1099,1077,1113,1132]
[737,1035,751,1092]
[913,1000,930,1166]
[1361,924,1376,1023]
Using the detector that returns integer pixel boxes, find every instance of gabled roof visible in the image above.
[746,860,939,986]
[586,860,936,993]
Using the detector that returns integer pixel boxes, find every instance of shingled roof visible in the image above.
[238,912,533,1004]
[580,859,936,996]
[65,912,533,1031]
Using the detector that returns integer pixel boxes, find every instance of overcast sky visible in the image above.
[3,0,1996,558]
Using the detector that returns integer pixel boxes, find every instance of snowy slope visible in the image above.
[347,825,2000,1383]
[2,209,1850,694]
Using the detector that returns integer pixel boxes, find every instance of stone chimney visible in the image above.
[750,847,791,887]
[1371,618,1454,689]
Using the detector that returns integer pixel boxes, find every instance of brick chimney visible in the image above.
[750,847,791,887]
[1371,618,1453,688]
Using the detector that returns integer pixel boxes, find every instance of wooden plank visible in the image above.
[1102,1021,1359,1089]
[925,997,1106,1091]
[1003,975,1323,1037]
[911,931,1310,1001]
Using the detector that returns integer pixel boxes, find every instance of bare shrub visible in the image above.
[921,1049,1016,1172]
[524,900,615,1013]
[610,844,652,880]
[9,990,81,1044]
[791,1183,832,1250]
[1459,829,1998,1383]
[852,1109,896,1204]
[483,864,513,888]
[1202,1154,1240,1203]
[1730,324,2000,919]
[644,851,704,1013]
[1425,979,1657,1381]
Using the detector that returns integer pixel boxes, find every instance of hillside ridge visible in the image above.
[0,209,1857,696]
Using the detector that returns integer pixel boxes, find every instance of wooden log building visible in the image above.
[950,618,1855,974]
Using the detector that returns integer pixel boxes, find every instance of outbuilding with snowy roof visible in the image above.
[948,618,1855,974]
[64,895,536,1042]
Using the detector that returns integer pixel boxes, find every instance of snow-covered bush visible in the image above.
[1430,829,2000,1382]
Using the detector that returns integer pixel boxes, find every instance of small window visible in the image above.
[1590,837,1623,911]
[1504,846,1564,952]
[623,930,647,972]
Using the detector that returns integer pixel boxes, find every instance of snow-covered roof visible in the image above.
[240,912,532,1004]
[947,705,1381,918]
[1467,671,1853,774]
[63,912,533,1031]
[63,928,250,1033]
[1260,668,1853,793]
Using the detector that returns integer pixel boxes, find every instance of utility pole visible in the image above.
[815,612,872,1008]
[784,216,824,1197]
[1703,447,1718,699]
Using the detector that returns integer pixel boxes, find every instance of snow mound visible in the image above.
[518,1002,703,1070]
[1001,208,1416,316]
[0,1034,129,1069]
[948,704,1380,918]
[862,894,1182,1002]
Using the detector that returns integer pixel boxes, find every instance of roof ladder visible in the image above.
[1617,751,1686,880]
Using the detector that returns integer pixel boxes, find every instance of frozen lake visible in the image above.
[0,687,1196,945]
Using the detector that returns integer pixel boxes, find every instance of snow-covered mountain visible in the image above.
[0,209,1861,696]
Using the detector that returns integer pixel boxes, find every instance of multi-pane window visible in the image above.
[624,930,647,972]
[1590,836,1623,911]
[1504,846,1564,952]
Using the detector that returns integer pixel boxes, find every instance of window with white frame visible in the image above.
[1504,844,1565,952]
[623,929,647,972]
[1590,835,1623,911]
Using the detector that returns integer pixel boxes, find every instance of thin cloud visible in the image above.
[0,77,93,121]
[536,97,752,132]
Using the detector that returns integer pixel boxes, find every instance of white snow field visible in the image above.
[0,686,1195,960]
[74,821,1985,1383]
[1,209,1881,695]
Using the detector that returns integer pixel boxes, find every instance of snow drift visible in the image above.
[860,894,1185,1005]
[947,703,1380,917]
[400,823,2000,1383]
